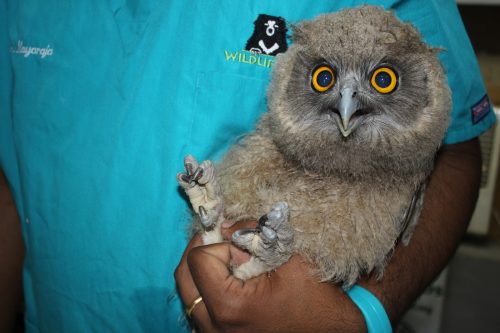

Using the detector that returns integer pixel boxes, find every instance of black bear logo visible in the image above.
[245,14,288,56]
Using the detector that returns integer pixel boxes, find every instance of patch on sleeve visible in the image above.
[471,94,491,125]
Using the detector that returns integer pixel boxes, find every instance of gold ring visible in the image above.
[185,296,203,318]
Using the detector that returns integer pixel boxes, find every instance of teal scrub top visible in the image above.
[0,0,496,332]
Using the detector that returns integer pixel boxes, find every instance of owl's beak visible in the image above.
[337,87,363,137]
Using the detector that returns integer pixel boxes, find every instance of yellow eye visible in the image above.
[370,67,398,94]
[311,65,335,92]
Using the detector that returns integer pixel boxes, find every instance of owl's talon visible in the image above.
[184,155,198,175]
[198,205,211,227]
[185,163,195,177]
[256,213,277,243]
[180,174,193,184]
[177,155,225,236]
[258,214,268,227]
[231,202,294,280]
[232,202,294,279]
[232,228,259,240]
[191,167,204,182]
[260,225,277,244]
[176,173,196,189]
[268,202,288,220]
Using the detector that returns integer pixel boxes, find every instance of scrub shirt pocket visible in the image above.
[187,71,269,161]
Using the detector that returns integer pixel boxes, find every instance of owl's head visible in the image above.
[266,6,451,180]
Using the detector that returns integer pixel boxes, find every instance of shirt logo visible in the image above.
[224,14,288,69]
[471,94,491,124]
[245,14,288,56]
[10,40,54,59]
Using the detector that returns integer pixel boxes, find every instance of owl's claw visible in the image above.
[232,227,258,239]
[198,205,211,227]
[178,173,194,187]
[180,155,205,184]
[258,214,268,226]
[177,155,225,242]
[231,225,277,244]
[232,202,294,280]
[185,158,196,176]
[260,225,277,243]
[190,167,204,183]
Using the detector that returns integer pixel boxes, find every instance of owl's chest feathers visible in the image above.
[218,131,423,281]
[218,133,417,241]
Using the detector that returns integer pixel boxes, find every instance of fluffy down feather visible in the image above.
[178,5,451,286]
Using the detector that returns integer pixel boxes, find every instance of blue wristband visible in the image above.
[346,285,392,333]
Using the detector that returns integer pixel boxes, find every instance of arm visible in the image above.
[174,138,481,332]
[360,138,482,322]
[0,170,24,333]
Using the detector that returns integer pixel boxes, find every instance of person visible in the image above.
[0,0,495,332]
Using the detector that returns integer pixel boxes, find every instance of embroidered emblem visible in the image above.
[471,94,491,124]
[224,50,274,68]
[245,14,288,56]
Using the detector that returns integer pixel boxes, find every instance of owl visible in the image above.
[177,5,450,286]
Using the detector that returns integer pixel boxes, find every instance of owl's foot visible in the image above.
[177,155,224,243]
[231,202,294,280]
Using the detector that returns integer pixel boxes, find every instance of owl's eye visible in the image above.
[370,67,398,94]
[311,65,335,92]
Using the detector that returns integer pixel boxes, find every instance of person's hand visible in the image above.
[174,221,365,333]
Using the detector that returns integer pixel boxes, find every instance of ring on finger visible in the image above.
[186,296,203,318]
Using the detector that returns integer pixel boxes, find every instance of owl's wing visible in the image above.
[399,182,426,246]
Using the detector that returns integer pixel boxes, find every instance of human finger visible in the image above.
[187,243,251,314]
[174,235,212,322]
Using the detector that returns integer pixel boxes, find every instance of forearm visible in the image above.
[359,138,482,324]
[0,171,24,333]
